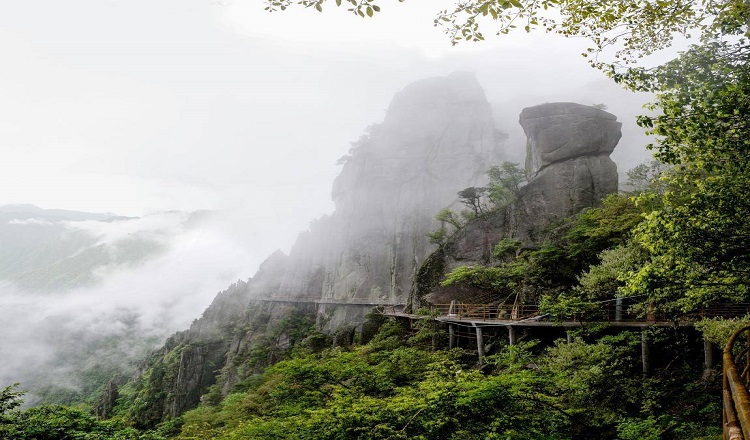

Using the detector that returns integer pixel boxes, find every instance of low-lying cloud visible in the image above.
[0,209,259,404]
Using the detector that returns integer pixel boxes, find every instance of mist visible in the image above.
[0,209,261,403]
[0,0,659,403]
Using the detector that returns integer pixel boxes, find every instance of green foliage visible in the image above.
[563,194,646,265]
[457,186,488,217]
[406,308,443,349]
[575,241,647,302]
[1,322,721,439]
[435,208,461,229]
[440,192,652,312]
[625,160,669,194]
[176,324,574,440]
[694,316,750,346]
[0,401,167,440]
[265,0,386,18]
[425,225,449,246]
[623,41,750,311]
[0,383,24,416]
[171,322,720,440]
[538,293,601,321]
[431,0,748,77]
[540,333,641,426]
[266,0,744,72]
[440,261,527,292]
[486,161,526,206]
[616,416,663,440]
[492,238,522,260]
[428,209,463,246]
[428,163,526,246]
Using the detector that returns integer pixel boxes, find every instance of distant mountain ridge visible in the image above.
[0,204,244,407]
[0,205,163,292]
[0,205,200,292]
[0,204,125,221]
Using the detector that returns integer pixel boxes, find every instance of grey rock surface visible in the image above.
[520,102,621,176]
[120,73,510,423]
[519,155,619,235]
[269,71,507,329]
[422,102,621,304]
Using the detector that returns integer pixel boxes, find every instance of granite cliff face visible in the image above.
[122,72,509,423]
[268,71,507,329]
[119,95,625,425]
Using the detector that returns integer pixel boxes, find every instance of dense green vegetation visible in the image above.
[172,321,720,439]
[3,160,739,438]
[1,316,723,439]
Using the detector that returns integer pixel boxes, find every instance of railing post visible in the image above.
[507,325,516,346]
[476,326,485,361]
[641,328,650,376]
[448,300,457,317]
[705,337,714,373]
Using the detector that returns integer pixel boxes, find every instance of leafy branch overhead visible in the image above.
[265,0,397,17]
[265,0,750,72]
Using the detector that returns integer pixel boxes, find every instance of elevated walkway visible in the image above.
[382,301,750,328]
[249,295,405,306]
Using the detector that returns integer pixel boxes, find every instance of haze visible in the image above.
[0,0,656,401]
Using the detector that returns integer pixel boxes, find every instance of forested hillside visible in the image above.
[1,0,749,438]
[0,167,737,439]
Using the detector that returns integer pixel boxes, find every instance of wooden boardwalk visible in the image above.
[244,295,750,435]
[380,301,750,328]
[248,296,406,307]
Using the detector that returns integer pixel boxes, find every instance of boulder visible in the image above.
[520,102,622,176]
[419,102,622,304]
[519,155,618,233]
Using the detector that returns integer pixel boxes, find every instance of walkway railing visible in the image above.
[724,326,750,440]
[430,301,750,323]
[248,296,404,306]
[432,302,540,321]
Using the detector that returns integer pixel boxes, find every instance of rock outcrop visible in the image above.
[268,71,507,329]
[521,102,621,175]
[518,102,620,234]
[420,102,621,304]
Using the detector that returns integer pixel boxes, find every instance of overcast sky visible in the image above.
[0,0,655,271]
